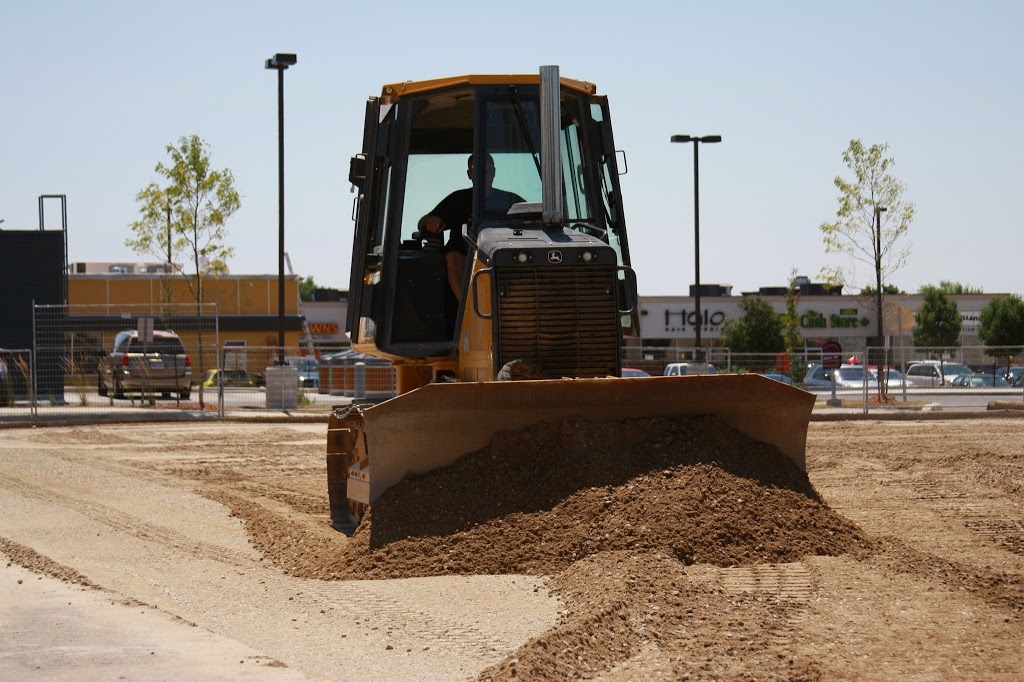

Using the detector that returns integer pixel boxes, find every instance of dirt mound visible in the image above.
[229,416,867,581]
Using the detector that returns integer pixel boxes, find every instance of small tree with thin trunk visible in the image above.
[820,139,915,399]
[126,135,240,408]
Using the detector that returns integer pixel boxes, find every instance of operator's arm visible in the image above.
[417,213,445,235]
[418,189,470,235]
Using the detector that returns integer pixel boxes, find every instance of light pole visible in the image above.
[265,52,297,366]
[671,134,722,362]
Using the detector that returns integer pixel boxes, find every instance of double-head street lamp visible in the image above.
[265,52,297,366]
[670,134,722,361]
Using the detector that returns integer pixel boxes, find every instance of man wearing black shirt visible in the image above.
[418,154,525,302]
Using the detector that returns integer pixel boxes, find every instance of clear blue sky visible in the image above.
[3,1,1021,296]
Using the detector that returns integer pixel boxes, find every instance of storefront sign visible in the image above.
[662,308,727,334]
[800,309,868,330]
[308,322,339,336]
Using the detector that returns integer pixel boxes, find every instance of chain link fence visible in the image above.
[624,344,1024,413]
[5,324,1021,423]
[195,346,396,412]
[23,303,220,417]
[0,348,37,420]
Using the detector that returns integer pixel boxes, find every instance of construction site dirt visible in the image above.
[1,417,1021,681]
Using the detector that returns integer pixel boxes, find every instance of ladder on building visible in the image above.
[284,252,317,356]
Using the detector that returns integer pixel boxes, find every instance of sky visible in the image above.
[3,1,1021,297]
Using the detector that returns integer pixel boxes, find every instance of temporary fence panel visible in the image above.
[0,348,37,421]
[31,303,219,418]
[203,346,396,412]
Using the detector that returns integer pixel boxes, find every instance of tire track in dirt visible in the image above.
[859,464,1022,564]
[717,562,814,601]
[708,562,815,653]
[238,577,531,658]
[199,489,530,655]
[0,472,258,570]
[961,514,1024,556]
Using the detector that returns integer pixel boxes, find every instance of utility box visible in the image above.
[264,364,299,409]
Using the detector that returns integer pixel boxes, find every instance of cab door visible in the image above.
[345,98,393,346]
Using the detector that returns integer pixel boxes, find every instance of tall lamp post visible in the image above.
[671,134,722,361]
[265,52,297,366]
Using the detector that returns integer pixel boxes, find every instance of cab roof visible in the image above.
[379,73,597,103]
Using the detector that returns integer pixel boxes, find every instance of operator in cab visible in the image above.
[417,153,524,302]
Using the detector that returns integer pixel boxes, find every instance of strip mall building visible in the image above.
[69,265,1008,358]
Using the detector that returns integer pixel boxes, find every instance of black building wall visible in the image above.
[0,230,66,398]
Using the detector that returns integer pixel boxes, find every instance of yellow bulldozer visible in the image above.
[327,66,814,530]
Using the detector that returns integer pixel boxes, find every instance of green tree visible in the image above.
[126,134,241,408]
[299,275,317,302]
[783,270,801,353]
[720,296,784,354]
[859,283,906,295]
[913,285,961,349]
[936,280,983,295]
[820,140,916,352]
[978,294,1024,358]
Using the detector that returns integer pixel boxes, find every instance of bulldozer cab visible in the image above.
[345,74,640,364]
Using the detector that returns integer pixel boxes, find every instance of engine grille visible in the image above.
[494,264,620,378]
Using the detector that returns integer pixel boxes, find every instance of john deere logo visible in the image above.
[548,251,562,264]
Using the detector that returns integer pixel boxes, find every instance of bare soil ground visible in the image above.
[1,416,1021,681]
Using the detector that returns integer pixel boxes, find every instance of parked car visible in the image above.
[904,361,973,387]
[759,372,795,385]
[951,373,1011,388]
[869,366,906,388]
[663,362,717,376]
[997,366,1024,386]
[803,363,879,389]
[286,356,320,388]
[621,368,650,378]
[200,369,254,388]
[97,329,192,400]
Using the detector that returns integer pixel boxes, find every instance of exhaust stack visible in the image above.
[540,65,563,226]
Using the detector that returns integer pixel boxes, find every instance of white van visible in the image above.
[663,362,717,377]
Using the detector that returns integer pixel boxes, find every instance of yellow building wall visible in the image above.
[68,275,303,362]
[239,279,272,314]
[69,275,299,315]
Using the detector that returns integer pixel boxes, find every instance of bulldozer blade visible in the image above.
[332,374,815,520]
